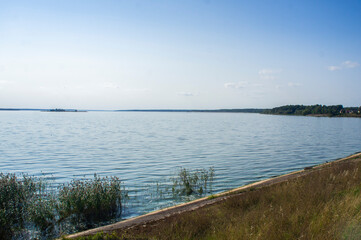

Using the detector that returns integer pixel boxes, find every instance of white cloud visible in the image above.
[342,61,359,68]
[258,68,282,80]
[327,66,341,71]
[123,88,150,93]
[224,81,248,89]
[178,91,194,96]
[288,82,302,87]
[0,80,14,90]
[224,83,238,88]
[102,82,120,89]
[0,80,10,84]
[328,60,359,71]
[252,83,264,88]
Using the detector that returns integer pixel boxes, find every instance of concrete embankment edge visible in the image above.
[65,152,361,238]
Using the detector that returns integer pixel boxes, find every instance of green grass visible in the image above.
[115,158,361,240]
[207,194,216,200]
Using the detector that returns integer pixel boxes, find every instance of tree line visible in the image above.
[262,105,361,117]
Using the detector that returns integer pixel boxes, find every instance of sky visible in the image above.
[0,0,360,110]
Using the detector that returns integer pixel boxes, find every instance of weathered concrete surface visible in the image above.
[65,152,361,238]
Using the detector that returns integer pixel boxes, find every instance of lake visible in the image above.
[1,111,361,219]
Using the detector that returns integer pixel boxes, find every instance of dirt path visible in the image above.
[66,152,361,238]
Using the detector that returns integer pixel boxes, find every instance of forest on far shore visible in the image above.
[263,105,361,117]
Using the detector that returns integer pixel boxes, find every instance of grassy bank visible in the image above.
[76,154,361,240]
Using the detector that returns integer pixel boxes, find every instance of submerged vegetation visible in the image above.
[144,167,215,207]
[111,156,361,240]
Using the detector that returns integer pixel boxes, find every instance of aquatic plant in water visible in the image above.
[171,167,215,197]
[0,173,39,239]
[58,175,123,229]
[0,173,125,239]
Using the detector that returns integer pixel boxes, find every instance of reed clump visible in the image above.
[0,173,39,239]
[58,175,123,229]
[171,167,215,197]
[147,167,215,205]
[0,174,124,240]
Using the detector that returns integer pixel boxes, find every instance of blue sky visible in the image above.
[0,0,360,109]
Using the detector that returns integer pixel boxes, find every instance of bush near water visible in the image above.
[0,174,123,240]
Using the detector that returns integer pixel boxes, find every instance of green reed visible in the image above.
[171,167,215,197]
[0,173,124,239]
[58,175,123,229]
[0,173,39,239]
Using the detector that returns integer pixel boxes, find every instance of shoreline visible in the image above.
[65,152,361,238]
[261,113,361,118]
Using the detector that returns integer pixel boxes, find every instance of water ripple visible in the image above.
[1,111,361,218]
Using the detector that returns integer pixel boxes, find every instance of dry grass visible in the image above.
[116,157,361,240]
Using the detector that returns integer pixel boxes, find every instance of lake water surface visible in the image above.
[1,111,361,219]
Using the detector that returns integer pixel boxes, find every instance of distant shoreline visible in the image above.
[1,104,361,118]
[261,113,361,118]
[116,109,264,113]
[0,108,265,113]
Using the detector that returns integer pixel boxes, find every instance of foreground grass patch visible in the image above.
[117,158,361,240]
